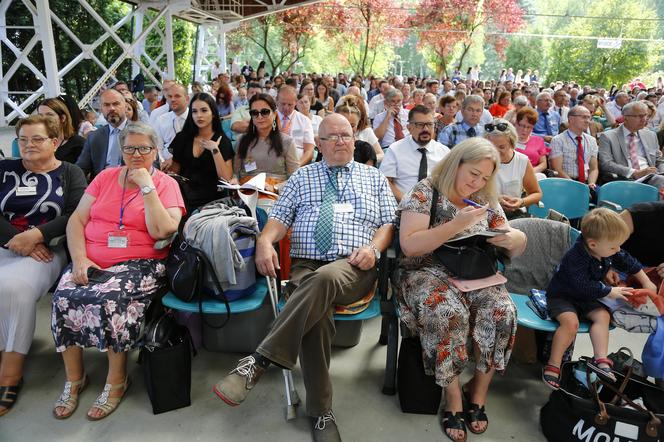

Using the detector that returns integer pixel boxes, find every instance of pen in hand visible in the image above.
[462,198,498,215]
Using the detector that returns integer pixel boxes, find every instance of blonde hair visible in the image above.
[484,118,518,149]
[430,137,500,207]
[580,208,630,243]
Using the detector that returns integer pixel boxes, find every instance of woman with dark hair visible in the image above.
[37,98,86,163]
[170,92,234,212]
[215,83,235,119]
[300,79,323,114]
[233,93,299,194]
[315,81,334,115]
[124,97,139,122]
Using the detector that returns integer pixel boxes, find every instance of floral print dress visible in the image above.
[52,259,167,353]
[397,179,517,388]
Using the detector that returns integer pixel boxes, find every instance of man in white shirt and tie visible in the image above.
[552,89,570,125]
[380,105,450,201]
[155,83,189,170]
[276,86,315,165]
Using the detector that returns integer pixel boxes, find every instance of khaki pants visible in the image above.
[257,258,376,416]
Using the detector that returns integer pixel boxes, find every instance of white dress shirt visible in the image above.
[149,103,170,127]
[277,110,314,159]
[552,105,569,125]
[379,136,450,195]
[368,94,385,119]
[155,109,189,160]
[373,109,410,148]
[605,100,623,120]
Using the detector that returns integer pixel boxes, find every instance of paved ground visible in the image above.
[1,293,649,442]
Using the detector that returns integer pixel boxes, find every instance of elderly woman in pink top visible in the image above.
[51,122,184,421]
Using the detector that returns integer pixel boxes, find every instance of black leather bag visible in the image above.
[397,336,442,414]
[140,312,196,414]
[166,237,230,329]
[429,187,498,279]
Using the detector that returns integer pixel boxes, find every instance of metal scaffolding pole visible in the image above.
[164,7,175,80]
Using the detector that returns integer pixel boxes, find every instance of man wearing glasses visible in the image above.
[598,101,664,188]
[214,114,397,442]
[380,105,450,201]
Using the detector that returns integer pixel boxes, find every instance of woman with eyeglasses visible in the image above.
[170,92,234,213]
[0,116,86,417]
[513,107,549,174]
[51,121,185,421]
[37,97,86,164]
[234,93,299,193]
[484,119,542,219]
[335,95,384,163]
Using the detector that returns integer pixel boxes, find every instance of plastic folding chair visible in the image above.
[597,181,659,212]
[528,178,590,220]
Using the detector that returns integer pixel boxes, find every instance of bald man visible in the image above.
[277,85,315,165]
[214,114,397,442]
[154,83,189,168]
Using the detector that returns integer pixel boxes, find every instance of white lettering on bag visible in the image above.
[571,419,625,442]
[573,420,596,442]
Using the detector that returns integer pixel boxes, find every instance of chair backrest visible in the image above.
[597,181,659,211]
[528,178,590,220]
[221,119,235,143]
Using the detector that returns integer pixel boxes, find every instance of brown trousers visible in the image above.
[257,258,376,416]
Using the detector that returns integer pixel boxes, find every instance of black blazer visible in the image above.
[76,125,111,180]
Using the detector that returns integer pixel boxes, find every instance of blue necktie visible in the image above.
[314,167,341,255]
[107,127,121,166]
[542,112,552,136]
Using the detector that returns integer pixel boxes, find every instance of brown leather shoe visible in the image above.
[213,356,265,406]
[311,410,342,442]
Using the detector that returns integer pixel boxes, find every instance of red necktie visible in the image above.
[628,133,640,170]
[576,135,585,183]
[393,116,404,141]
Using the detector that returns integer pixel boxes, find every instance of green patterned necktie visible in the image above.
[315,166,341,255]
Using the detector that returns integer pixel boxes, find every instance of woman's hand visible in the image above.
[71,256,101,285]
[29,243,54,262]
[487,228,527,254]
[500,195,522,211]
[201,137,221,152]
[451,205,489,231]
[5,228,43,256]
[127,167,154,188]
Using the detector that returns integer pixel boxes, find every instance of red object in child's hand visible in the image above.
[625,288,664,316]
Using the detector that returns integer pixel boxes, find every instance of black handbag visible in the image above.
[166,236,230,329]
[397,336,442,414]
[429,187,499,279]
[140,312,196,414]
[540,357,664,442]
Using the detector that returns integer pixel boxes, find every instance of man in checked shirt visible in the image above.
[214,114,397,442]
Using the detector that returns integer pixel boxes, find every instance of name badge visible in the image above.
[108,231,129,248]
[245,161,258,172]
[333,203,354,214]
[16,186,37,196]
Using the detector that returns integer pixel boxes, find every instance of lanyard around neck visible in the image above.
[118,169,141,229]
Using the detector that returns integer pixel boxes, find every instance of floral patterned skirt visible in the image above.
[51,259,167,353]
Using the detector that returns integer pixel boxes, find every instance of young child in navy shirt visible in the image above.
[542,208,656,389]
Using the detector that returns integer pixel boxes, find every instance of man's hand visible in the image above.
[5,228,43,256]
[255,238,280,277]
[633,167,657,179]
[348,246,375,271]
[29,243,54,262]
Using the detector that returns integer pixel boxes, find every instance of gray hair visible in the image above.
[119,121,160,150]
[622,100,647,116]
[513,96,528,106]
[462,94,485,109]
[412,88,426,98]
[384,88,403,102]
[536,92,552,102]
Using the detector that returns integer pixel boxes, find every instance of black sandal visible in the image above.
[442,411,467,442]
[461,383,488,434]
[542,364,561,390]
[0,378,23,417]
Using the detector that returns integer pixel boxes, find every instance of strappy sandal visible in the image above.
[86,377,130,421]
[0,378,23,417]
[461,383,489,435]
[542,364,561,390]
[442,411,467,442]
[53,374,89,419]
[587,358,617,382]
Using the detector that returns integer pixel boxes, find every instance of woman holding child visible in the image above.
[397,138,527,442]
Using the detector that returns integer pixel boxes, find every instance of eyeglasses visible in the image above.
[568,114,592,120]
[623,114,648,119]
[409,122,434,129]
[121,145,154,155]
[18,136,51,146]
[320,134,353,143]
[484,122,509,133]
[249,108,272,118]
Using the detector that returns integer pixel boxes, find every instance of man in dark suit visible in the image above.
[76,89,127,180]
[598,101,664,189]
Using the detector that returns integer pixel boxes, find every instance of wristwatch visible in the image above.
[369,242,381,260]
[211,148,220,155]
[141,185,156,195]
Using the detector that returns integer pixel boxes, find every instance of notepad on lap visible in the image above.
[449,273,507,292]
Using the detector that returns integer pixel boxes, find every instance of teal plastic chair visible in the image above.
[597,181,659,212]
[12,138,20,157]
[528,178,590,220]
[221,119,235,148]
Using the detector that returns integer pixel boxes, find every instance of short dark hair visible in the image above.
[408,104,432,121]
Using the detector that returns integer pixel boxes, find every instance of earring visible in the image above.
[272,119,277,131]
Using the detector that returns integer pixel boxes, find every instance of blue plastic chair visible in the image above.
[221,119,235,148]
[528,178,590,220]
[12,138,20,157]
[597,181,659,211]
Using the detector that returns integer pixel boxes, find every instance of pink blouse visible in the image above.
[84,167,185,268]
[515,135,549,167]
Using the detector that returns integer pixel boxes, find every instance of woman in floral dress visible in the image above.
[397,138,527,442]
[51,122,185,421]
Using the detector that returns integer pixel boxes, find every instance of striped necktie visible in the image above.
[314,167,342,255]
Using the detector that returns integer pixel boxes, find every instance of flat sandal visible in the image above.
[0,378,23,417]
[87,377,130,421]
[53,374,89,419]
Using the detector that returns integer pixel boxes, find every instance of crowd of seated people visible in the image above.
[2,66,664,442]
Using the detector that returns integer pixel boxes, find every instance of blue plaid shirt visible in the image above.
[546,236,642,301]
[437,121,483,147]
[270,160,397,261]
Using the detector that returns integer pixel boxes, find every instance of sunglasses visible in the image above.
[249,108,272,118]
[484,122,509,133]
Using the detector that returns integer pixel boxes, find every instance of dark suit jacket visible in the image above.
[76,125,110,180]
[597,125,664,179]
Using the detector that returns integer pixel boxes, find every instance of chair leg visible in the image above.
[379,315,389,345]
[382,315,399,395]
